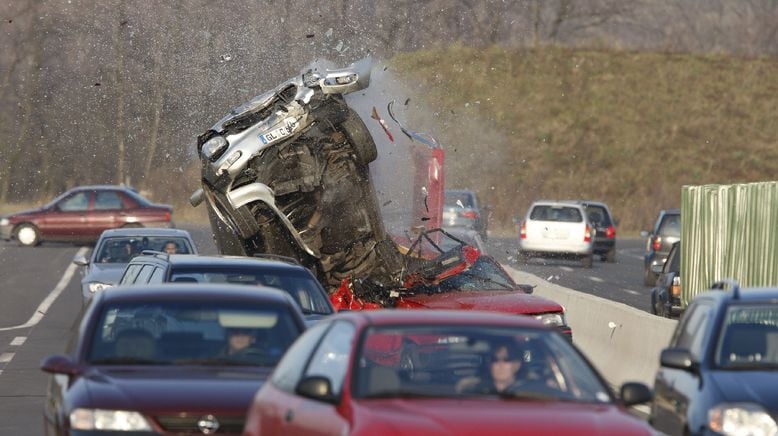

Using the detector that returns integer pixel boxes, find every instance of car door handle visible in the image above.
[285,409,294,423]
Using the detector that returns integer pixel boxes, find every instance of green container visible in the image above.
[681,181,778,306]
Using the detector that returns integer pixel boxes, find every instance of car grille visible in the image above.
[155,415,244,434]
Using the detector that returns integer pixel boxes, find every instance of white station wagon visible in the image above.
[517,201,594,268]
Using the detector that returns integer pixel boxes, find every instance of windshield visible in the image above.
[427,257,515,292]
[169,267,333,315]
[87,301,301,367]
[716,304,778,369]
[354,325,611,403]
[95,236,193,263]
[530,206,583,223]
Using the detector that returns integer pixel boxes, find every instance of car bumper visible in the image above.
[519,241,593,256]
[592,239,615,254]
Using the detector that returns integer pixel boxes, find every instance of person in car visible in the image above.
[458,341,525,394]
[221,328,258,357]
[163,241,178,254]
[100,240,135,263]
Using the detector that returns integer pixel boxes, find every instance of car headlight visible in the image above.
[88,282,113,294]
[709,403,778,436]
[201,135,228,161]
[535,313,566,327]
[0,218,9,226]
[70,408,152,431]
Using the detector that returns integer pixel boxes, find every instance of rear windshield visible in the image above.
[659,214,681,237]
[529,206,583,223]
[584,205,612,226]
[445,191,475,208]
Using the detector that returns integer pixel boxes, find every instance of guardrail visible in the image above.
[504,265,678,387]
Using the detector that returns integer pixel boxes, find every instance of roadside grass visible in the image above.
[391,45,778,233]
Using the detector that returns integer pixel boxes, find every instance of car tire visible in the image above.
[643,267,657,286]
[15,223,40,247]
[341,109,378,166]
[581,254,593,268]
[605,247,616,263]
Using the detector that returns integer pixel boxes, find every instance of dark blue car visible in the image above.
[650,281,778,435]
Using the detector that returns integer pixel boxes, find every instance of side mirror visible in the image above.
[619,382,652,407]
[295,376,337,404]
[72,255,90,267]
[41,354,80,376]
[651,264,664,275]
[516,284,534,294]
[639,230,650,238]
[660,348,696,372]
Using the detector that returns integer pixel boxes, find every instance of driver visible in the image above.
[222,328,257,356]
[457,341,524,394]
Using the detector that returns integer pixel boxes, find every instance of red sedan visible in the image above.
[243,310,654,436]
[0,185,172,246]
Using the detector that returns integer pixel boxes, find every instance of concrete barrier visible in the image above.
[503,265,678,388]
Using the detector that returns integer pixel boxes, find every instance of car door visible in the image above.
[88,190,126,235]
[284,321,355,436]
[653,301,713,435]
[40,190,93,239]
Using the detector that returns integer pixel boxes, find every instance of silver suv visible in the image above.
[517,201,594,268]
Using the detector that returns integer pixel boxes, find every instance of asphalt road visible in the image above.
[0,226,652,432]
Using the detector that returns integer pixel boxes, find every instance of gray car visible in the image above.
[442,189,489,241]
[74,227,197,304]
[641,209,681,286]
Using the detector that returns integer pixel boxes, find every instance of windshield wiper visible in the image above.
[300,309,332,316]
[89,357,169,365]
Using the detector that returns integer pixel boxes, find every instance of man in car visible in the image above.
[222,328,257,356]
[163,241,178,255]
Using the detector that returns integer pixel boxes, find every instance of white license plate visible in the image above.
[259,117,299,145]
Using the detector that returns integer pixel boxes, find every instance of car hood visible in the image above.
[403,291,563,315]
[710,370,778,407]
[353,399,651,435]
[75,366,270,413]
[6,207,45,219]
[83,263,128,285]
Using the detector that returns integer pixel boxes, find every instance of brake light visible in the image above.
[652,236,661,251]
[519,222,527,240]
[164,211,171,221]
[584,224,591,242]
[459,210,478,219]
[671,276,681,298]
[606,225,616,239]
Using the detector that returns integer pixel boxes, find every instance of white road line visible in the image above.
[0,247,87,332]
[559,266,574,272]
[10,337,26,346]
[0,353,15,363]
[623,289,640,295]
[588,276,604,283]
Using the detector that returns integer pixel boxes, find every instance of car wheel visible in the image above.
[581,254,593,268]
[605,247,616,263]
[643,267,657,286]
[15,223,40,247]
[341,108,378,166]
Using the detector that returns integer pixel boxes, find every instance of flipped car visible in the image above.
[0,185,173,246]
[40,284,305,435]
[243,310,653,436]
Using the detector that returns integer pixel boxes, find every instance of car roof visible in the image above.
[98,228,193,238]
[333,309,546,328]
[97,283,297,305]
[70,185,137,192]
[529,200,585,208]
[134,254,305,270]
[701,287,778,305]
[560,200,611,209]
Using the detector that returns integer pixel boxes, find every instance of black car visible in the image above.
[650,281,778,435]
[41,284,306,435]
[442,189,489,241]
[119,253,335,324]
[641,209,681,286]
[563,200,618,263]
[650,241,682,318]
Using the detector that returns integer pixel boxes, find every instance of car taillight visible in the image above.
[671,276,681,298]
[519,222,527,240]
[606,225,616,239]
[164,211,171,221]
[652,236,661,251]
[459,210,478,219]
[584,224,591,242]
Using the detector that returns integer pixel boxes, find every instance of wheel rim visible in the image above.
[17,226,36,245]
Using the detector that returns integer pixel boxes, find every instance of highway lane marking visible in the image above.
[0,353,14,363]
[588,276,604,283]
[10,337,26,346]
[623,289,640,296]
[559,266,574,272]
[0,247,87,332]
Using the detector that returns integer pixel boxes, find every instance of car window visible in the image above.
[665,243,681,273]
[94,191,124,210]
[716,304,778,368]
[434,257,514,292]
[271,321,331,393]
[445,191,475,208]
[57,191,90,212]
[148,267,166,284]
[529,205,583,223]
[134,264,156,284]
[303,321,356,396]
[584,205,612,226]
[673,302,712,359]
[120,264,143,285]
[658,214,681,238]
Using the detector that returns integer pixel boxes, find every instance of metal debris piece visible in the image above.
[370,106,394,142]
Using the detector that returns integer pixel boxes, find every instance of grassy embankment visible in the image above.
[391,45,778,235]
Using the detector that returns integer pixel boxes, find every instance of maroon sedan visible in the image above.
[41,284,306,435]
[0,185,172,246]
[244,310,654,436]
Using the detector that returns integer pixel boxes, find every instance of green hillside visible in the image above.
[391,45,778,234]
